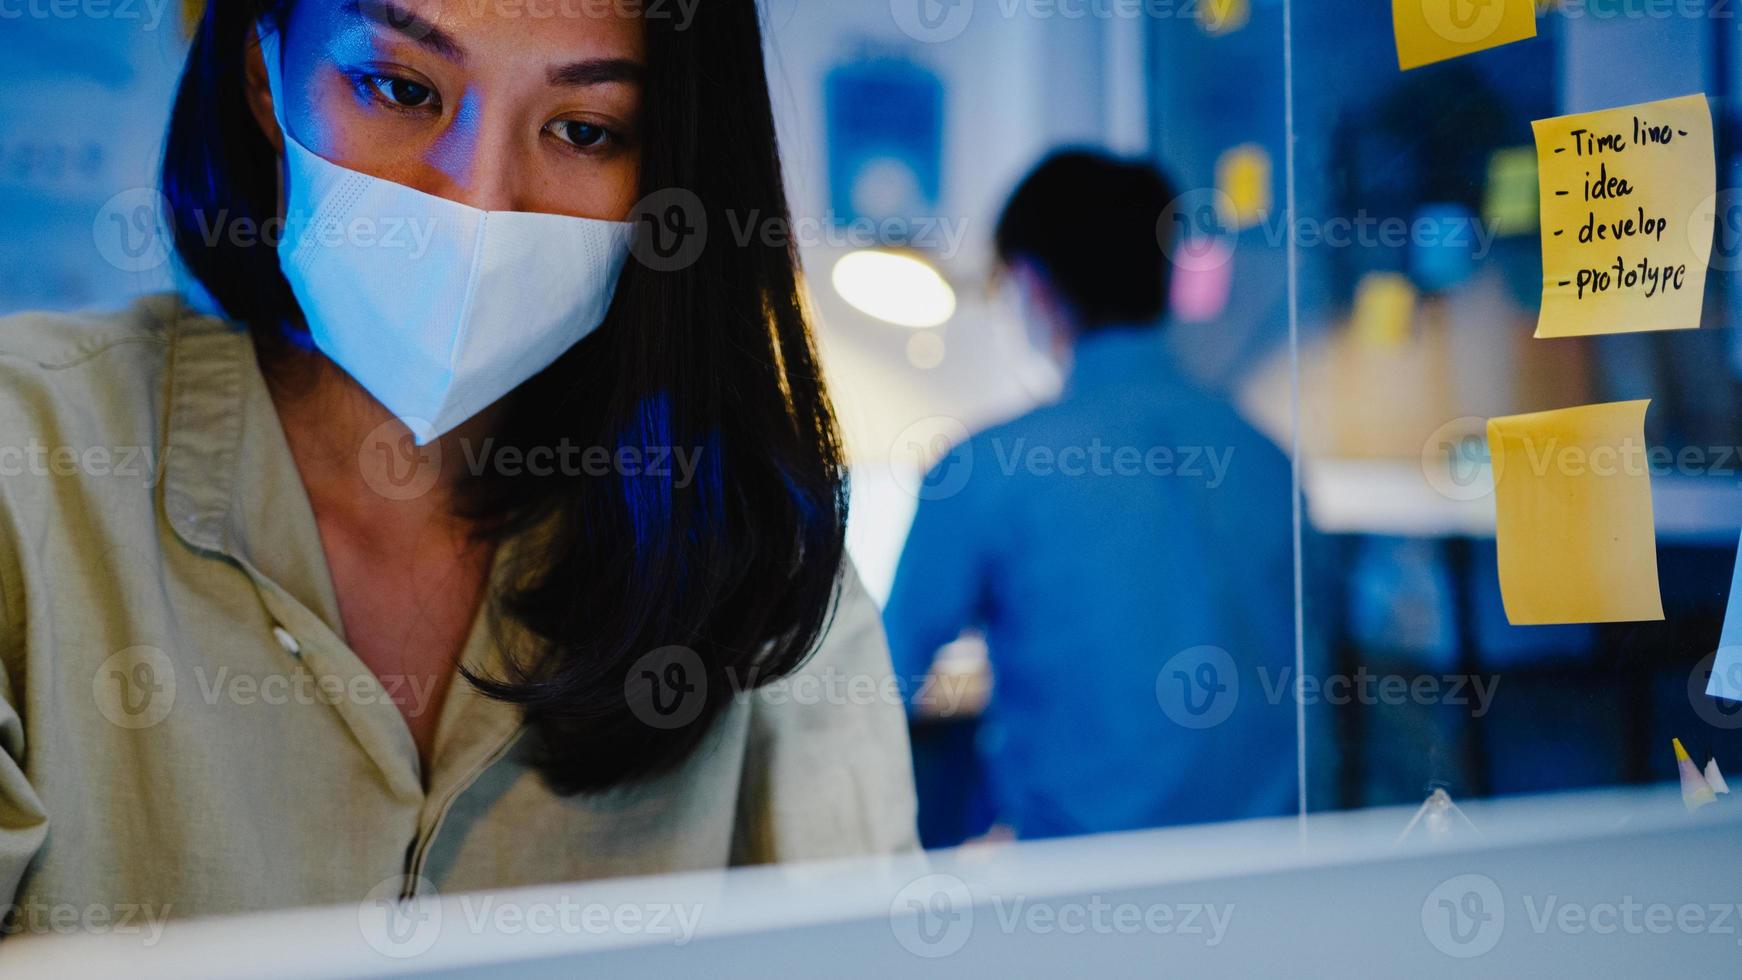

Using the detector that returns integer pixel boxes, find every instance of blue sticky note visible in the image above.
[1708,531,1742,702]
[1409,203,1477,293]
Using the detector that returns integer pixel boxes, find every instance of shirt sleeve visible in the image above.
[881,445,989,709]
[0,539,47,906]
[729,560,920,864]
[0,671,45,906]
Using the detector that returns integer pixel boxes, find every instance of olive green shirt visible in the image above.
[0,295,917,926]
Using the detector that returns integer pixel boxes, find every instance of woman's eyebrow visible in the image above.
[341,0,466,63]
[548,58,643,88]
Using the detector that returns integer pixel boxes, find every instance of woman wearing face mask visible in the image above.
[0,0,917,921]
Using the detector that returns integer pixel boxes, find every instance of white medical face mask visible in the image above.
[257,24,634,445]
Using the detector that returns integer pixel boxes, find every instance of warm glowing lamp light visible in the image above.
[831,249,957,328]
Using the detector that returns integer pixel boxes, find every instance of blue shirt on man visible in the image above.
[883,325,1298,839]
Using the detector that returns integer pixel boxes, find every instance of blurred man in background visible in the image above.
[883,149,1297,840]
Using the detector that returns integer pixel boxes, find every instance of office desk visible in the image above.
[3,785,1737,977]
[1306,457,1742,544]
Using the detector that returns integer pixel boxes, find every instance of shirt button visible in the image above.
[272,625,302,658]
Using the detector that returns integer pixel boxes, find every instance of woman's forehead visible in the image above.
[301,0,646,64]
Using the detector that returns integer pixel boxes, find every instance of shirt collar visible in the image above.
[157,300,358,636]
[155,295,544,677]
[158,299,250,559]
[1064,322,1173,394]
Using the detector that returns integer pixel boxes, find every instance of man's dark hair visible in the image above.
[994,149,1179,332]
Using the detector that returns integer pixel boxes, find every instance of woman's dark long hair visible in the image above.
[161,0,849,794]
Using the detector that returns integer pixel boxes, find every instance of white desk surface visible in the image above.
[3,783,1734,978]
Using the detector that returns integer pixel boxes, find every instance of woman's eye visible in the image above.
[543,119,613,151]
[365,75,438,111]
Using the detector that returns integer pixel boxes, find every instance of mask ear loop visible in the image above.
[253,21,301,336]
[255,21,292,137]
[257,17,305,228]
[256,21,370,284]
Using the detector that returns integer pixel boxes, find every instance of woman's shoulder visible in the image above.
[0,293,225,369]
[732,554,920,860]
[0,293,231,441]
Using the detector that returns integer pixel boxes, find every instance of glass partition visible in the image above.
[1272,1,1742,820]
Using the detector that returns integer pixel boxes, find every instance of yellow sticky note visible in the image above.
[1215,144,1272,231]
[1486,400,1663,626]
[1350,271,1417,347]
[1393,0,1537,71]
[1533,93,1715,338]
[1198,0,1249,35]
